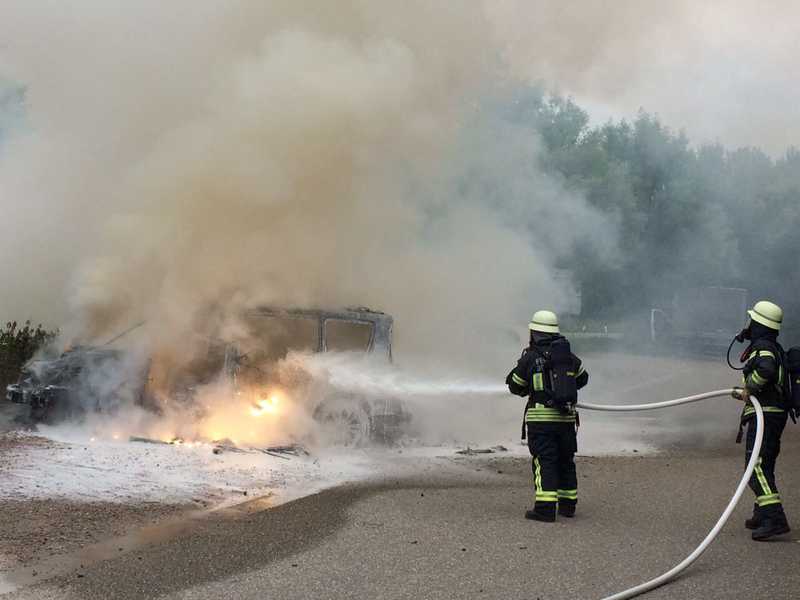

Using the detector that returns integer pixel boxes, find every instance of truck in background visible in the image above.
[650,286,748,354]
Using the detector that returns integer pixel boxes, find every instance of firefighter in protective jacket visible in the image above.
[734,300,792,540]
[506,310,588,522]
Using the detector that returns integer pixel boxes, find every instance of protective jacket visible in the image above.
[506,333,588,424]
[741,323,787,419]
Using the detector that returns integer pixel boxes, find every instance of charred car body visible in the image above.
[6,346,147,422]
[231,307,406,444]
[6,307,408,444]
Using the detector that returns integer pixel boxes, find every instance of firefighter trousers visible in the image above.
[527,421,578,515]
[745,413,787,517]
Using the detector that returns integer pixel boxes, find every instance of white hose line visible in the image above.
[577,388,737,412]
[575,389,764,600]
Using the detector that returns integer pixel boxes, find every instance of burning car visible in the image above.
[5,307,409,444]
[226,307,406,444]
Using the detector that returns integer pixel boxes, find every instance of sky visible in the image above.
[489,0,800,155]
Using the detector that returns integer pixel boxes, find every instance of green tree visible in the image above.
[0,321,58,388]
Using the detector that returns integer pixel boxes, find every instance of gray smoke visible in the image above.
[0,1,614,377]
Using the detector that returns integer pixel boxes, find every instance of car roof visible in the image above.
[244,306,393,325]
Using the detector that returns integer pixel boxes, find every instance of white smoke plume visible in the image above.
[0,1,609,369]
[0,1,627,449]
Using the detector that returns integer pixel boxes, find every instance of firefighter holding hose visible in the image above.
[733,300,793,540]
[506,310,588,522]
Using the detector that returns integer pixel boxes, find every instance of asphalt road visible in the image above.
[6,435,800,600]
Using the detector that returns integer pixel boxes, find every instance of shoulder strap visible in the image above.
[757,339,789,398]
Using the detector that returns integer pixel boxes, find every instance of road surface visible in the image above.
[4,435,799,600]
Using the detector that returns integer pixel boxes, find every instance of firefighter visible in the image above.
[733,300,791,540]
[506,310,588,522]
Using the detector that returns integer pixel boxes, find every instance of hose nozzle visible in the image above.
[731,387,749,401]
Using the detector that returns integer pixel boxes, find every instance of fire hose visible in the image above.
[575,389,763,600]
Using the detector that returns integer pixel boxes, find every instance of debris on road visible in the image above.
[212,441,249,455]
[263,444,310,456]
[257,449,291,460]
[128,436,171,445]
[455,445,509,455]
[456,448,492,455]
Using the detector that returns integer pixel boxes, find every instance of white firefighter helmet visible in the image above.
[748,300,783,331]
[529,310,560,334]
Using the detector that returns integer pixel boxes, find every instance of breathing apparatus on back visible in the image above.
[527,311,578,413]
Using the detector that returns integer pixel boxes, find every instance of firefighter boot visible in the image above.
[558,500,576,518]
[525,503,556,522]
[752,508,791,541]
[745,504,762,530]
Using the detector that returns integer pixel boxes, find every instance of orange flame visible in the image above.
[250,391,282,417]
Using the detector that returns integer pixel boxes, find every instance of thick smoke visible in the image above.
[0,1,622,450]
[0,2,610,372]
[3,1,796,350]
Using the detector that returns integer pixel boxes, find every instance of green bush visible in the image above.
[0,321,58,389]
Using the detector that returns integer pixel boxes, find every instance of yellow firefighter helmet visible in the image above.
[529,310,560,334]
[748,300,783,331]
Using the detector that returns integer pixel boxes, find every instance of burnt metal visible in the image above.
[6,346,145,423]
[243,306,393,359]
[5,307,405,443]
